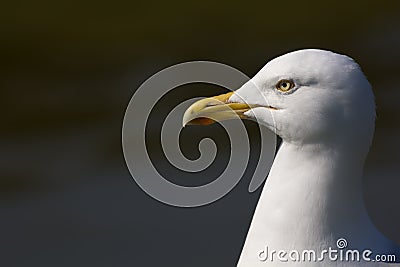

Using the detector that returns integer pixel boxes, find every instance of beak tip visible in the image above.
[182,92,245,127]
[182,110,192,127]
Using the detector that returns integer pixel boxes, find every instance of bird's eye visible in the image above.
[276,79,295,92]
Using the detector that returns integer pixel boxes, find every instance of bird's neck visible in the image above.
[267,141,368,232]
[239,140,375,261]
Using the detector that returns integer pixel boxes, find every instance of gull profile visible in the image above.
[183,49,400,266]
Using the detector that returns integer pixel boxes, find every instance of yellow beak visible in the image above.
[182,92,254,126]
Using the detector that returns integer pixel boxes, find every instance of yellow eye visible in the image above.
[276,79,295,92]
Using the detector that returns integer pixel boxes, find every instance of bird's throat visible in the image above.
[238,141,372,265]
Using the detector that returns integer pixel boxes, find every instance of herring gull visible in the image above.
[183,49,400,266]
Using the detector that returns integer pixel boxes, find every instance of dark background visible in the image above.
[1,1,399,266]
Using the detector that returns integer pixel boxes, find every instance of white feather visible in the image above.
[230,49,400,266]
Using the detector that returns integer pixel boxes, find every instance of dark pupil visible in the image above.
[282,82,287,88]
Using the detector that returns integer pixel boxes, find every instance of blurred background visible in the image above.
[1,1,399,266]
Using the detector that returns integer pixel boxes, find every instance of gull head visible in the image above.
[183,49,375,148]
